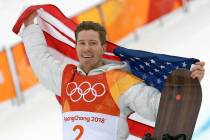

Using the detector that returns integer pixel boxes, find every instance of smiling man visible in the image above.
[21,11,205,140]
[75,25,106,74]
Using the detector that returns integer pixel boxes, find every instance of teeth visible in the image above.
[83,56,92,58]
[82,55,92,58]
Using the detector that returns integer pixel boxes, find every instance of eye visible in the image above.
[78,42,85,46]
[89,41,97,46]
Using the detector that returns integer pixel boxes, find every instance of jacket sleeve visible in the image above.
[117,83,160,140]
[21,24,67,95]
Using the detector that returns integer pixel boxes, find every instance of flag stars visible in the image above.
[139,65,144,69]
[166,62,171,65]
[157,79,161,84]
[163,75,167,79]
[154,68,160,72]
[182,62,187,67]
[145,62,150,66]
[150,59,156,64]
[149,72,154,75]
[160,65,165,69]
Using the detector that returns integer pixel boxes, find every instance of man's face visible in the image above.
[76,30,105,72]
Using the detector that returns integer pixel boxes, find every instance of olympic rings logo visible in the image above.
[66,81,106,103]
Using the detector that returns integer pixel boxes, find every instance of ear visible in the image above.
[75,43,78,50]
[102,43,107,53]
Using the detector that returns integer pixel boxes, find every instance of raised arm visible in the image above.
[21,12,67,95]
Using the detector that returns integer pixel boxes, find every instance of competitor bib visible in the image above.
[63,111,118,140]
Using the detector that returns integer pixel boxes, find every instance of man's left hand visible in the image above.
[191,61,205,81]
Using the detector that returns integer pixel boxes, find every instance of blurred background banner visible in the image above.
[11,42,38,92]
[72,0,185,42]
[147,0,183,22]
[0,49,16,102]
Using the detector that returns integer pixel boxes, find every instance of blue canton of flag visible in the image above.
[114,47,199,92]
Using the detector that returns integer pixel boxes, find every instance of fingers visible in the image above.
[191,64,204,72]
[191,70,204,81]
[195,61,205,67]
[24,11,37,27]
[191,61,205,81]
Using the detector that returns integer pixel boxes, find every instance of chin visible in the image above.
[81,63,93,69]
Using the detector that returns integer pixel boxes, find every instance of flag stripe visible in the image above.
[38,17,76,48]
[37,9,76,43]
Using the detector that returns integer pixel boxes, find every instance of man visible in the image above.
[21,12,205,140]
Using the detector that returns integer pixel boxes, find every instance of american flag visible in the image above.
[13,4,199,92]
[114,47,198,91]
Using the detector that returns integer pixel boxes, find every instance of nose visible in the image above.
[83,44,91,51]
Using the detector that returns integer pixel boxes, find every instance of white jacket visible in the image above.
[21,24,161,140]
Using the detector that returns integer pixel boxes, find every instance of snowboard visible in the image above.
[153,69,202,140]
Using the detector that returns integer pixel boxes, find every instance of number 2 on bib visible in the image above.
[73,125,84,140]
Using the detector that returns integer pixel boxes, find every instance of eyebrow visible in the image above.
[77,40,98,42]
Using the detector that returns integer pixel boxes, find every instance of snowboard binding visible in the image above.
[162,133,186,140]
[142,133,186,140]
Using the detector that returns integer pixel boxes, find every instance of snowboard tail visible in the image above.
[154,69,202,140]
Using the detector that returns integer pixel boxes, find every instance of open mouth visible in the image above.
[83,56,92,58]
[82,55,93,58]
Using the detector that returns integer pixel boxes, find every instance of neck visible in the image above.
[80,61,104,74]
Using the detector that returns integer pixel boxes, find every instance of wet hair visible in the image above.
[75,21,106,45]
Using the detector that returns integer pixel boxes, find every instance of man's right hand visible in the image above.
[24,12,37,27]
